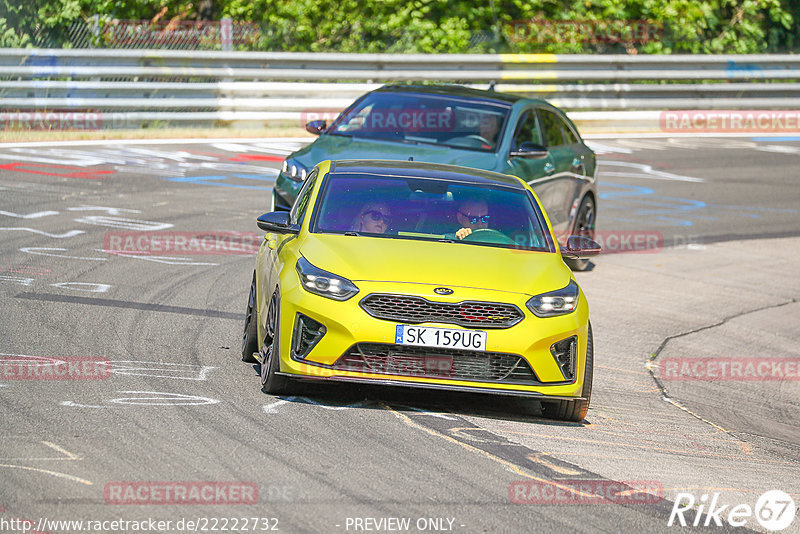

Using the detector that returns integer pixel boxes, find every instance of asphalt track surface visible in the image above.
[0,136,798,534]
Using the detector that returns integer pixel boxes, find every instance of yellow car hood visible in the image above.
[299,234,572,297]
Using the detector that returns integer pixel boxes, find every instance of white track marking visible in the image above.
[60,401,106,408]
[0,463,92,485]
[20,247,107,261]
[263,398,294,414]
[73,216,172,231]
[67,206,141,215]
[101,361,216,381]
[0,228,85,238]
[406,406,457,420]
[41,441,81,460]
[50,282,111,293]
[109,391,220,406]
[101,250,219,266]
[598,161,705,183]
[0,210,59,219]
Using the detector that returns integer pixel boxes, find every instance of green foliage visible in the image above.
[0,0,797,53]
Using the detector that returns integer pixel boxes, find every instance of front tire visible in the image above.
[241,273,259,363]
[541,323,593,422]
[260,291,294,395]
[565,195,596,272]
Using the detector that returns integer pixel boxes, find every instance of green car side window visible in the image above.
[539,109,565,147]
[290,168,319,226]
[512,111,542,150]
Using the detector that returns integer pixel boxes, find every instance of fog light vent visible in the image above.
[550,336,577,382]
[292,313,326,359]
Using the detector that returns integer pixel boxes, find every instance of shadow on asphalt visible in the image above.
[251,363,590,427]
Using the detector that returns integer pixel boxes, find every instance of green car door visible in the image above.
[504,108,570,233]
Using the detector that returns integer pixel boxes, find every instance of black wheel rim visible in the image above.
[576,200,595,238]
[242,278,256,354]
[260,294,277,385]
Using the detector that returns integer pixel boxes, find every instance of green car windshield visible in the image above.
[327,92,510,152]
[312,173,553,252]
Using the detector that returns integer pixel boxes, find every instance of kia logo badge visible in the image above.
[434,287,454,295]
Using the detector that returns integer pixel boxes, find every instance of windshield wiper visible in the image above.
[344,231,360,236]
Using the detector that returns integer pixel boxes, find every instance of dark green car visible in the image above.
[272,84,597,269]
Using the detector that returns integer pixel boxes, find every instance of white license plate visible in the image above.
[395,325,487,352]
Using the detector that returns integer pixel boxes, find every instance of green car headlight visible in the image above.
[526,280,579,317]
[296,257,359,301]
[282,158,309,181]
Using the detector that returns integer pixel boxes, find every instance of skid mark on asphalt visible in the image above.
[381,403,675,513]
[496,432,791,466]
[15,293,242,320]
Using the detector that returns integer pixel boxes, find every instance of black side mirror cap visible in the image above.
[305,120,327,135]
[510,142,549,158]
[561,235,602,259]
[257,211,300,234]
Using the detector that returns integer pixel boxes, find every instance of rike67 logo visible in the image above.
[669,490,796,531]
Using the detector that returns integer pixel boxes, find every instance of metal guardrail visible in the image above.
[1,48,799,131]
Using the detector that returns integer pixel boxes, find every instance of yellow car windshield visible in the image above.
[312,173,552,251]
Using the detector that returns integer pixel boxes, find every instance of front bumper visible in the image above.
[275,280,590,399]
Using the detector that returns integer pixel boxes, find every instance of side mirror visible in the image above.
[561,235,601,259]
[305,120,327,135]
[257,211,299,234]
[510,142,548,159]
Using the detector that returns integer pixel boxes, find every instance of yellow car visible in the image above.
[242,160,600,421]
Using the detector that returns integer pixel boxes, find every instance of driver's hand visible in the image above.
[456,227,472,240]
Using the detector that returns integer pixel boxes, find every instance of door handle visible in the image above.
[544,162,555,175]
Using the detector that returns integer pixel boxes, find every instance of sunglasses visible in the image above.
[459,211,490,224]
[362,210,391,224]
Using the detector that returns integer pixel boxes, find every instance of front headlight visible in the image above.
[296,257,359,301]
[281,158,308,181]
[526,280,579,317]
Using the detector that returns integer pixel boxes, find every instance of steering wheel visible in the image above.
[462,228,514,245]
[465,134,493,147]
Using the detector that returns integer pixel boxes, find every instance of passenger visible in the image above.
[353,202,392,234]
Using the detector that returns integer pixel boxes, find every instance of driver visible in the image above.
[455,199,490,240]
[477,113,500,149]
